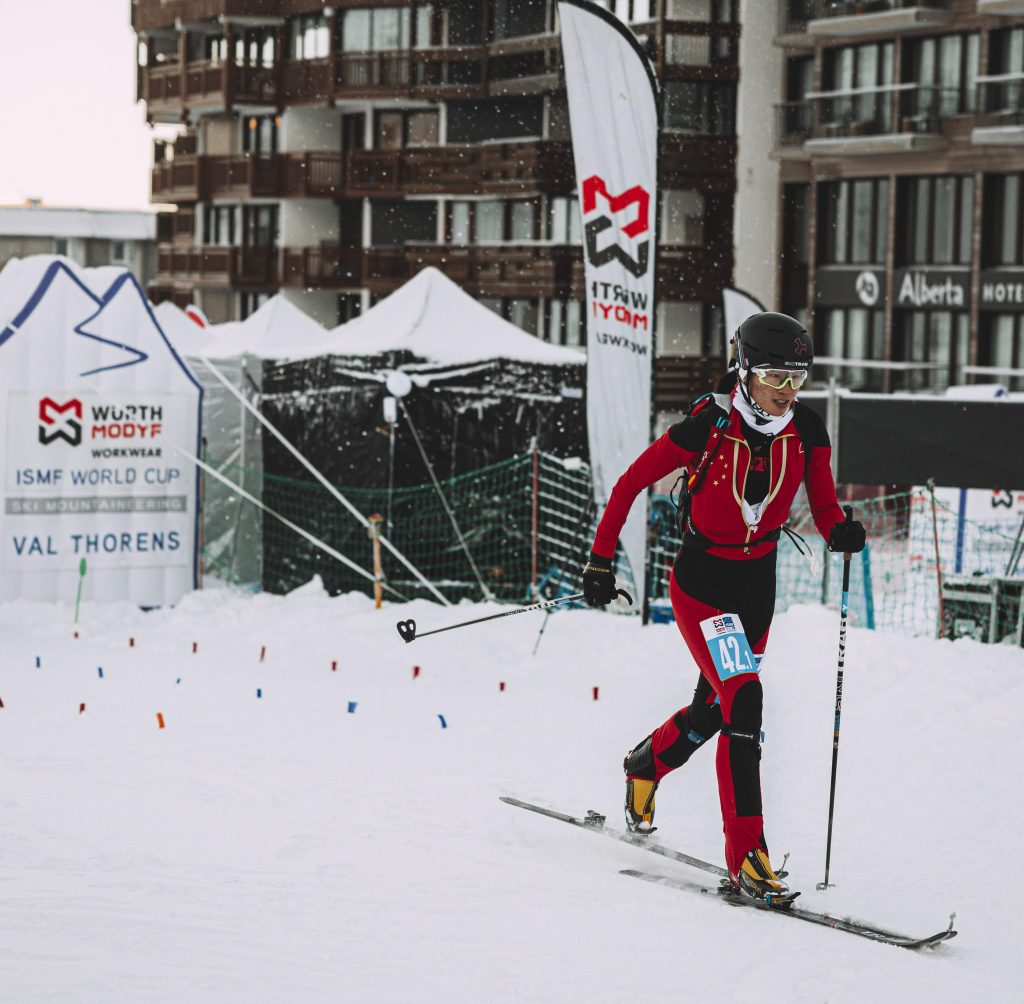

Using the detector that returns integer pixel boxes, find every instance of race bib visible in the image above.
[700,613,759,682]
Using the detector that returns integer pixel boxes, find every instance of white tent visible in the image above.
[285,266,585,368]
[152,301,217,357]
[185,294,328,588]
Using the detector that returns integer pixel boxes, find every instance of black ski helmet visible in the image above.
[734,312,813,371]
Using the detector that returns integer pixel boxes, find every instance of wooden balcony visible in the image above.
[654,356,725,412]
[156,244,277,287]
[151,152,344,202]
[132,1,281,32]
[154,241,729,301]
[346,142,574,198]
[140,60,276,117]
[361,244,583,298]
[280,246,364,289]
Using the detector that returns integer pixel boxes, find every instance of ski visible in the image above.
[621,869,958,950]
[499,796,729,880]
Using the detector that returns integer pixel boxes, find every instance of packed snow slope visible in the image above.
[1,583,1021,1003]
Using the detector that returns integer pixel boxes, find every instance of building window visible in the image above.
[204,205,236,246]
[337,293,363,324]
[290,13,330,61]
[343,8,411,52]
[897,175,973,266]
[54,238,68,256]
[781,183,810,314]
[662,81,736,135]
[983,174,1023,266]
[815,308,885,391]
[818,178,888,265]
[543,298,583,346]
[446,97,543,143]
[110,240,127,263]
[491,0,546,40]
[370,199,438,244]
[903,33,979,120]
[821,42,895,134]
[980,314,1024,391]
[892,310,969,392]
[508,298,540,334]
[242,205,278,248]
[546,196,581,244]
[661,190,705,246]
[239,292,270,319]
[242,115,279,155]
[656,301,702,356]
[985,27,1024,116]
[234,29,275,68]
[374,109,439,149]
[447,199,540,243]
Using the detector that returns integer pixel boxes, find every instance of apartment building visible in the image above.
[769,0,1024,391]
[0,204,156,284]
[131,0,743,412]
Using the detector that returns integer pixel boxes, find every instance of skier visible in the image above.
[581,312,865,904]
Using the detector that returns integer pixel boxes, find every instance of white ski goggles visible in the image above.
[751,367,809,390]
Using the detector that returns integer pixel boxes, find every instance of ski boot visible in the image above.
[623,736,658,834]
[729,848,799,907]
[624,778,658,834]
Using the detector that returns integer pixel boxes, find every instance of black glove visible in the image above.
[582,552,617,607]
[828,507,866,554]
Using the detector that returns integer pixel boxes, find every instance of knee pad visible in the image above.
[623,734,656,779]
[728,679,763,734]
[687,699,723,742]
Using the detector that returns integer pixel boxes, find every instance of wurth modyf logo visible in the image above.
[582,175,651,279]
[38,397,83,447]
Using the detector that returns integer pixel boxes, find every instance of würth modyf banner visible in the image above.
[0,257,202,607]
[559,0,658,607]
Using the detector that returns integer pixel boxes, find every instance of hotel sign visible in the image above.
[814,267,887,308]
[893,268,970,310]
[979,271,1024,312]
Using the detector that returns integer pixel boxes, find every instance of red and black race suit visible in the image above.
[595,393,845,877]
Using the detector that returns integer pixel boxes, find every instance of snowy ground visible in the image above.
[2,582,1022,1003]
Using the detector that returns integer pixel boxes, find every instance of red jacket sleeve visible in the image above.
[591,432,693,559]
[804,443,845,542]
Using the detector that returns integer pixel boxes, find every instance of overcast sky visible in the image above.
[0,0,168,210]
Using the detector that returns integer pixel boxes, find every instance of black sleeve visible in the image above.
[667,406,715,453]
[793,402,830,449]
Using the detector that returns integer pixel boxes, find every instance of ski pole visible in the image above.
[817,506,854,891]
[396,588,633,644]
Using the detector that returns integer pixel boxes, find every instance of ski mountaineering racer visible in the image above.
[581,312,866,905]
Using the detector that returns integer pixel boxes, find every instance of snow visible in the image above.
[283,267,586,367]
[2,585,1021,1002]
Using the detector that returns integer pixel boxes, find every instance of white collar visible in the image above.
[731,384,794,438]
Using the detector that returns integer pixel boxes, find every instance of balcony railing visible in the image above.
[280,246,363,289]
[977,73,1024,125]
[141,59,276,111]
[775,83,963,149]
[810,0,949,16]
[156,245,276,286]
[156,240,726,299]
[151,152,345,201]
[346,142,574,197]
[132,2,280,32]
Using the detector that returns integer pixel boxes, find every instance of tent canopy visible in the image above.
[283,267,585,368]
[201,294,328,360]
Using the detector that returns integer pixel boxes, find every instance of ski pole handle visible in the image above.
[396,588,633,644]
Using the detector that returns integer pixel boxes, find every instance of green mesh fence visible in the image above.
[201,454,1024,645]
[203,451,595,603]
